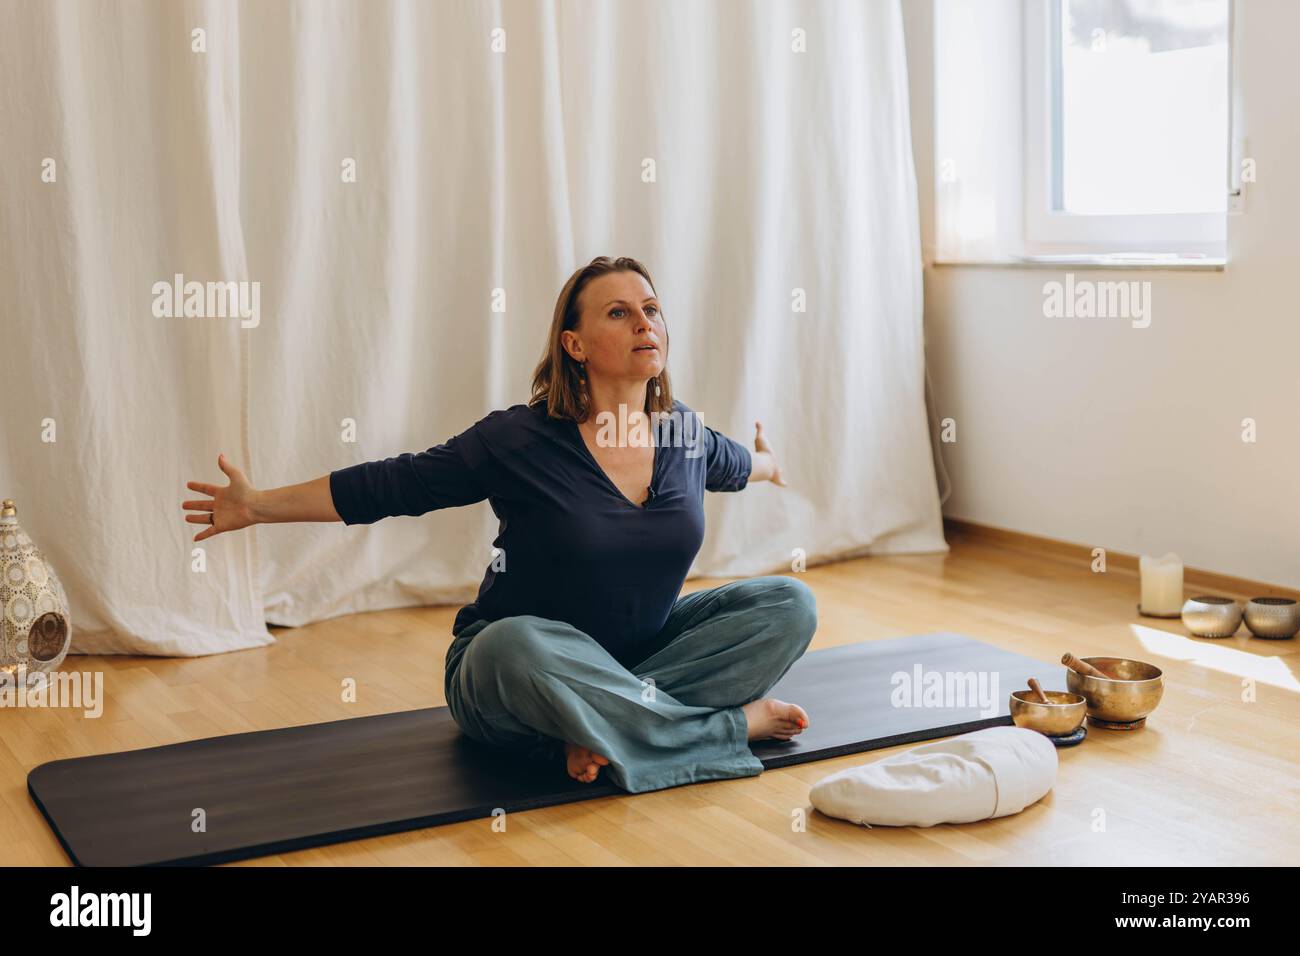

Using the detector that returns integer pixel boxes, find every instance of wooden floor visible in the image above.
[4,526,1298,866]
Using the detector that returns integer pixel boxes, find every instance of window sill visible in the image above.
[929,254,1225,272]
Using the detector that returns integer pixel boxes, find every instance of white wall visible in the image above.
[903,0,1300,589]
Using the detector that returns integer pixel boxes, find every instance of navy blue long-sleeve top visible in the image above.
[328,399,752,668]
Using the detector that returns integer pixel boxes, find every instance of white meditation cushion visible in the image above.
[808,726,1058,827]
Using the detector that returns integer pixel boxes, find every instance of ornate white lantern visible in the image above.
[1,500,72,673]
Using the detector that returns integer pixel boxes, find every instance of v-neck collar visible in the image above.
[567,416,661,510]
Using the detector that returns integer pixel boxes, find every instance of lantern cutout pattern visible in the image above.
[1,500,72,674]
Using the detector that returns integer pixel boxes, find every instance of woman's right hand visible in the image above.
[182,453,261,542]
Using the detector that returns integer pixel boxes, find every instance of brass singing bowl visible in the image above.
[1065,657,1164,723]
[1009,690,1087,736]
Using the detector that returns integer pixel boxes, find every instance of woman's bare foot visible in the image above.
[742,698,810,741]
[564,741,610,783]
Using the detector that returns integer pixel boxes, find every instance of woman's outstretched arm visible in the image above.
[182,453,341,542]
[250,475,341,524]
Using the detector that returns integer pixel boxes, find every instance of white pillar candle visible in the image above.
[1139,552,1184,615]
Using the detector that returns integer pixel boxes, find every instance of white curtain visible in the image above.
[0,0,945,656]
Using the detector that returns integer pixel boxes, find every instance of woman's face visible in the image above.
[564,271,666,382]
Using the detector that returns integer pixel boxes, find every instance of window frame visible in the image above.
[1020,0,1231,258]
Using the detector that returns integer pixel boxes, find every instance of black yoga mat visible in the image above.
[29,632,1066,866]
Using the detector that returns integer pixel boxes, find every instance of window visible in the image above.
[1023,0,1231,258]
[933,0,1237,264]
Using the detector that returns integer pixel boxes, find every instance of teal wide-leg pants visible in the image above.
[443,575,818,794]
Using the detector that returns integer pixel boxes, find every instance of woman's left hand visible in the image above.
[753,420,786,486]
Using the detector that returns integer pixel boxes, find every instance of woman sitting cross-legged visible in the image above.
[182,255,818,794]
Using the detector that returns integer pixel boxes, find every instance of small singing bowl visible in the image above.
[1065,657,1164,725]
[1181,595,1242,638]
[1009,690,1087,736]
[1243,597,1300,639]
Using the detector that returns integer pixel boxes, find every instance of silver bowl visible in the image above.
[1181,595,1242,638]
[1243,597,1300,639]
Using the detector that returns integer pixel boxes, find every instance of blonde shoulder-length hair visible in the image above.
[529,255,674,423]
